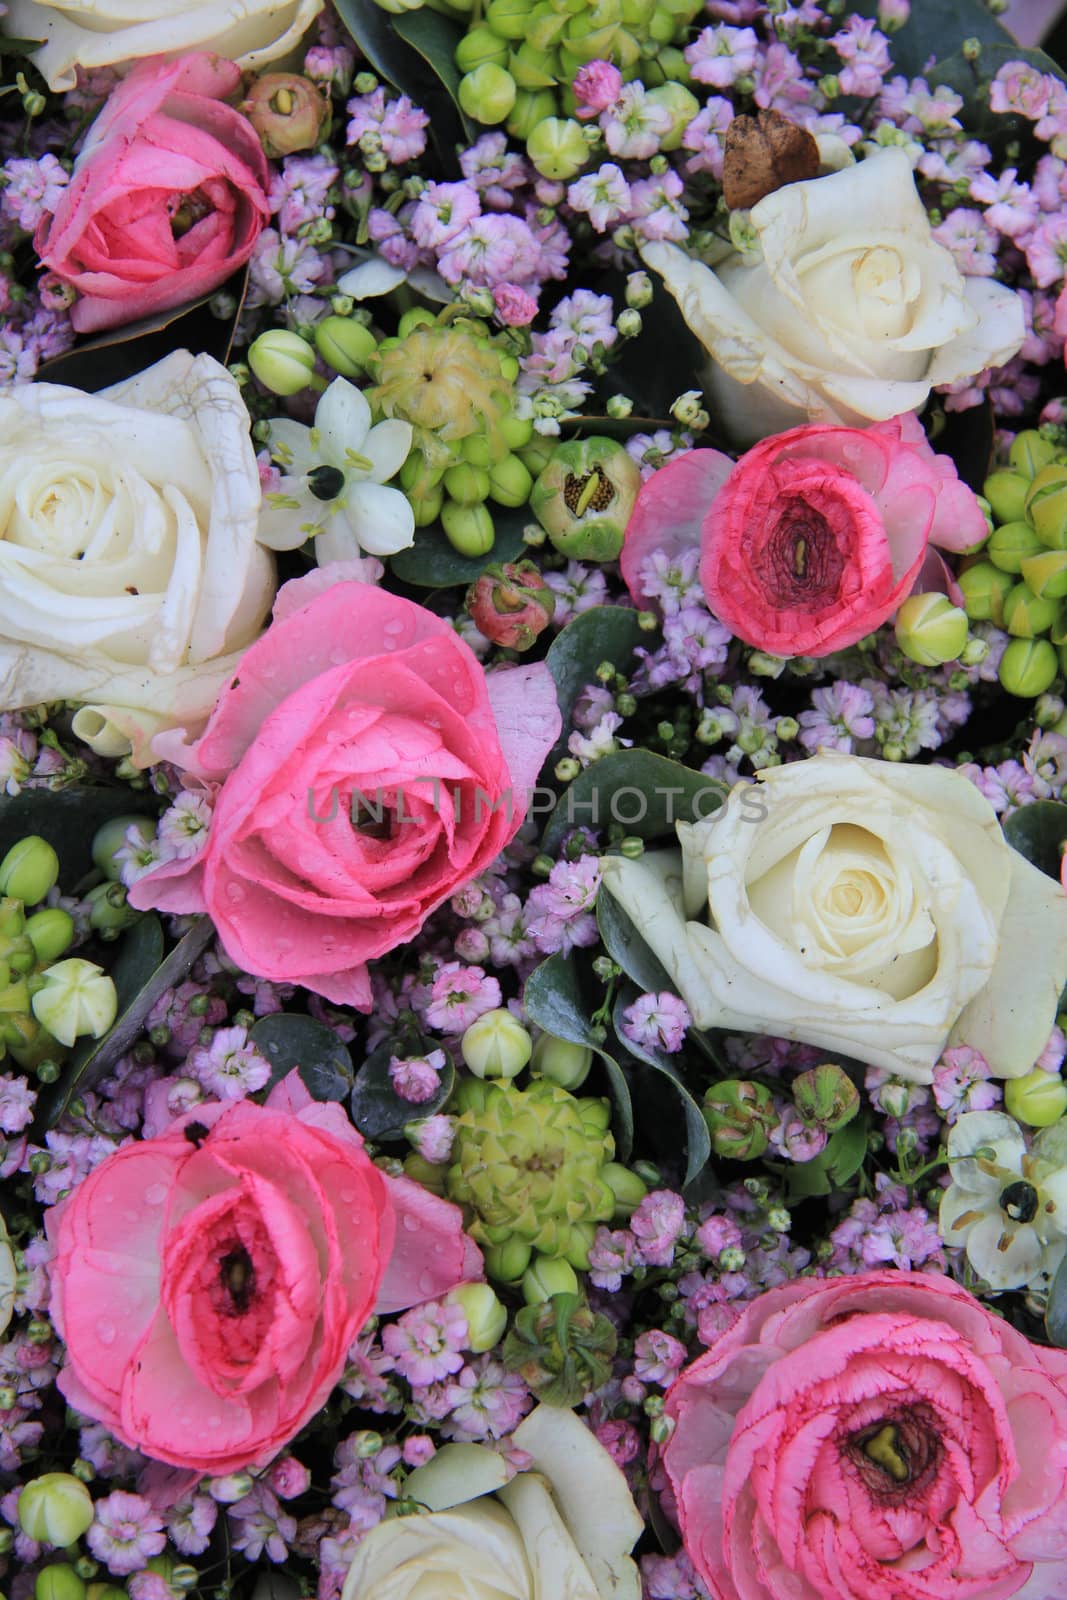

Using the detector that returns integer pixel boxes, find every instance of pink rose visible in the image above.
[37,54,270,334]
[48,1075,481,1473]
[130,572,561,1007]
[662,1270,1067,1600]
[622,415,986,656]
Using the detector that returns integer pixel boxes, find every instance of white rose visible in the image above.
[643,149,1025,446]
[3,0,322,92]
[600,753,1067,1084]
[341,1405,644,1600]
[0,351,275,764]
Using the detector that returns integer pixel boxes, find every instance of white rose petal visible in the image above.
[601,753,1067,1085]
[0,352,275,765]
[643,149,1026,445]
[5,0,323,92]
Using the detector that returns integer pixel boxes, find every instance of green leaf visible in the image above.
[35,267,248,394]
[332,0,471,164]
[350,1035,453,1140]
[40,915,216,1126]
[850,0,1014,80]
[922,42,1067,149]
[596,888,674,993]
[1047,1247,1067,1347]
[545,606,649,768]
[389,509,529,588]
[542,749,726,853]
[784,1115,870,1201]
[251,1012,355,1102]
[611,988,710,1184]
[0,787,158,885]
[1004,801,1067,880]
[523,954,633,1161]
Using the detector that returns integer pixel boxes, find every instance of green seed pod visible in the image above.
[957,560,1014,624]
[314,316,378,378]
[999,637,1059,697]
[1002,581,1057,638]
[247,329,317,396]
[988,519,1045,573]
[31,959,118,1048]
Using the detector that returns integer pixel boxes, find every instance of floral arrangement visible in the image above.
[7,0,1067,1597]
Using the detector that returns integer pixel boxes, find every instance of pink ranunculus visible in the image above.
[621,416,987,656]
[661,1270,1067,1600]
[36,53,270,334]
[47,1075,481,1473]
[129,572,561,1007]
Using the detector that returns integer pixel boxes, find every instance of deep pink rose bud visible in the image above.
[466,561,556,651]
[241,72,330,158]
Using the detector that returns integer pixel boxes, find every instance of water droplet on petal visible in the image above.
[402,1214,419,1232]
[96,1319,116,1346]
[226,883,246,906]
[417,1270,436,1296]
[145,1183,168,1206]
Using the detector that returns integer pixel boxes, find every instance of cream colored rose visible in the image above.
[341,1405,643,1600]
[643,149,1025,446]
[3,0,322,92]
[600,753,1067,1084]
[0,351,275,765]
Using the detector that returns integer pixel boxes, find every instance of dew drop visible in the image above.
[226,883,247,906]
[339,1189,356,1205]
[96,1319,116,1346]
[402,1214,419,1232]
[145,1182,168,1206]
[417,1270,436,1296]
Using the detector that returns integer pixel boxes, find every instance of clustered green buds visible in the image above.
[702,1079,777,1160]
[969,431,1067,697]
[529,435,642,562]
[501,1291,617,1406]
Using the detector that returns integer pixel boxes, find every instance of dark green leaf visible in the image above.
[825,1115,870,1186]
[252,1012,355,1102]
[1004,801,1067,880]
[561,415,678,441]
[611,988,710,1184]
[389,509,528,587]
[850,0,1014,80]
[350,1035,453,1139]
[332,0,470,166]
[0,35,46,55]
[927,396,995,494]
[545,606,649,768]
[605,276,716,421]
[542,749,726,853]
[41,915,216,1126]
[1047,1248,1067,1347]
[596,888,674,993]
[523,954,633,1161]
[35,268,248,394]
[0,787,158,884]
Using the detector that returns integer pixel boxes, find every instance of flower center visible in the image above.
[219,1245,256,1314]
[564,471,615,516]
[764,499,846,609]
[170,189,212,239]
[845,1405,942,1503]
[308,465,346,502]
[1000,1179,1039,1223]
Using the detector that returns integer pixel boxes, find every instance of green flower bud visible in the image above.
[616,308,642,338]
[520,437,556,477]
[528,2,569,49]
[531,1033,592,1090]
[792,1062,860,1131]
[486,0,533,37]
[31,960,117,1048]
[446,1281,508,1350]
[521,1254,579,1304]
[983,468,1030,525]
[530,436,641,561]
[500,412,534,452]
[958,560,1013,624]
[601,1160,648,1217]
[502,1292,617,1406]
[702,1079,776,1160]
[443,461,491,506]
[441,499,495,556]
[1003,581,1057,638]
[455,24,511,71]
[648,5,677,41]
[1026,464,1067,549]
[988,519,1044,573]
[643,83,699,149]
[460,432,494,469]
[314,316,378,379]
[526,116,588,180]
[655,45,693,83]
[1009,429,1059,480]
[247,330,317,396]
[509,42,559,89]
[461,1008,533,1079]
[36,1569,85,1600]
[403,1151,450,1194]
[0,837,59,905]
[397,308,436,338]
[86,881,139,935]
[506,88,558,141]
[459,63,518,124]
[91,815,155,880]
[621,0,656,22]
[1021,548,1067,600]
[18,1475,94,1546]
[485,453,533,509]
[25,909,75,965]
[1004,1068,1067,1128]
[999,637,1059,698]
[894,593,969,666]
[484,1237,532,1281]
